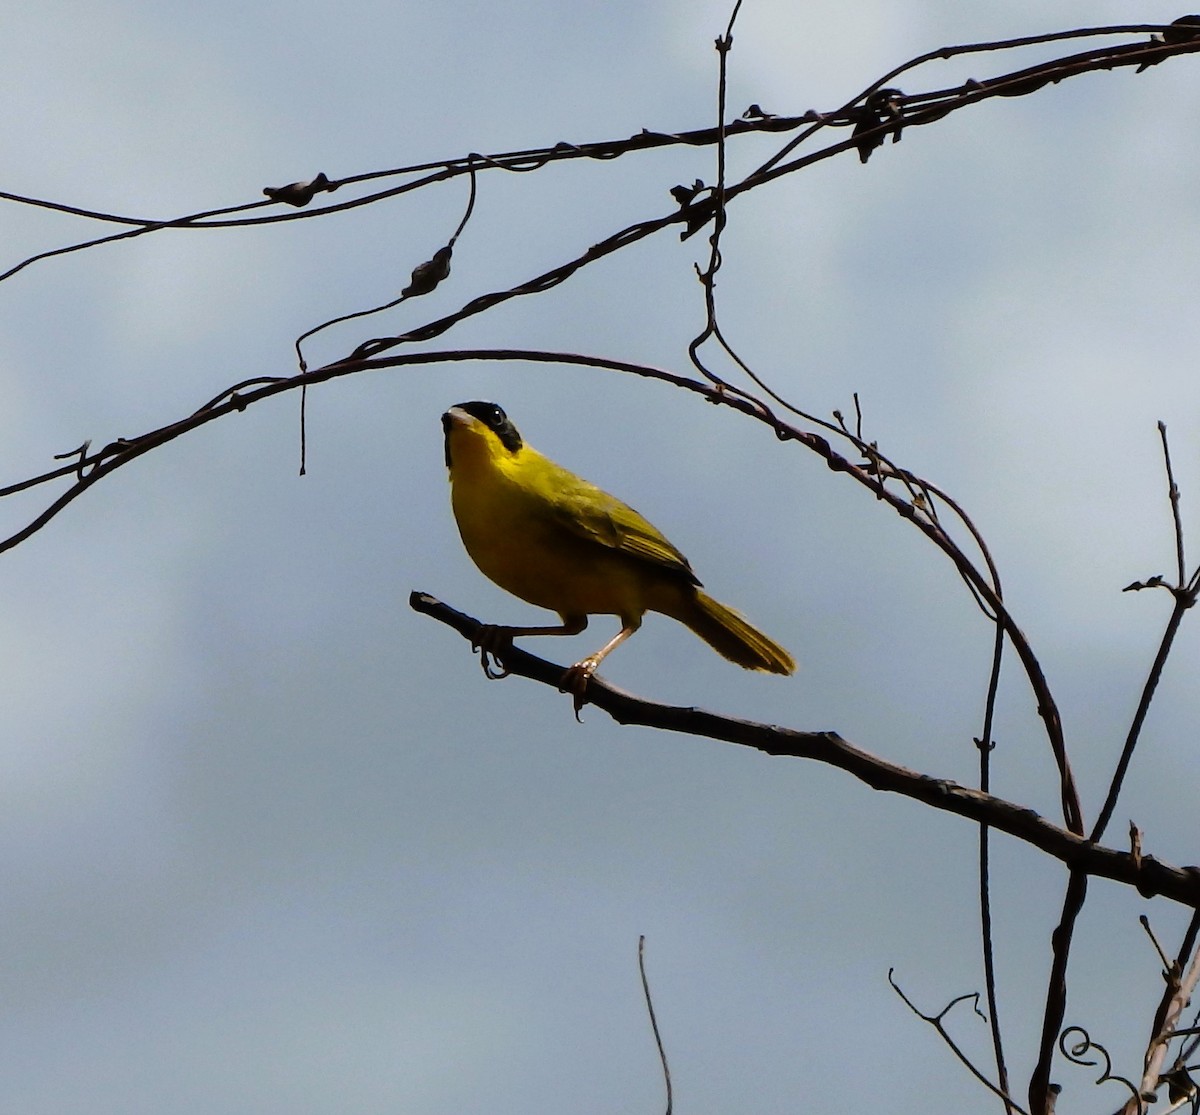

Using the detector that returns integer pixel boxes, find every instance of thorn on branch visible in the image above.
[262,172,336,207]
[742,103,774,120]
[1123,575,1168,592]
[1131,823,1145,875]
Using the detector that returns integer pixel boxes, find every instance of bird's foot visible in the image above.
[559,658,600,721]
[472,625,514,680]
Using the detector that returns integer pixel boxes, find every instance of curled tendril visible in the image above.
[1058,1026,1145,1113]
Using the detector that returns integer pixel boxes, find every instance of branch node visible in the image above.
[52,439,93,481]
[262,172,336,207]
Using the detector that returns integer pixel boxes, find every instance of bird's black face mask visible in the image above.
[443,401,523,466]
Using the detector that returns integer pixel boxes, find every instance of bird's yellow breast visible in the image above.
[447,430,686,622]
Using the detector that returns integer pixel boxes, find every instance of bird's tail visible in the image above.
[679,589,796,675]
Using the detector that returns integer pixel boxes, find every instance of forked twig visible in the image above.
[889,970,1029,1115]
[1092,424,1199,844]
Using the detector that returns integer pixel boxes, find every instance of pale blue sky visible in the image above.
[2,4,1199,1112]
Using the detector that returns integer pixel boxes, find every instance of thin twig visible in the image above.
[1091,426,1199,842]
[0,118,801,284]
[1160,422,1186,585]
[978,619,1013,1112]
[1092,598,1191,843]
[1143,914,1175,972]
[684,0,758,407]
[639,936,672,1115]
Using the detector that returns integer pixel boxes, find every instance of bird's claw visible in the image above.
[480,649,510,679]
[470,626,600,719]
[472,625,513,680]
[559,659,599,721]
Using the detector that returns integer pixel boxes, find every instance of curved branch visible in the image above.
[978,620,1013,1110]
[0,345,1080,834]
[0,114,814,285]
[410,591,1200,909]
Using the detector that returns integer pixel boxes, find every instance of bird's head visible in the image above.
[442,401,523,469]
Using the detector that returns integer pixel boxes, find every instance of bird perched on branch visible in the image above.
[442,401,794,708]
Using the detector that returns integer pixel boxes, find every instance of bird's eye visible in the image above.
[490,405,506,425]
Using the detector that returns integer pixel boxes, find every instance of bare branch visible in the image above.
[1127,910,1200,1113]
[409,591,1200,909]
[1160,422,1187,586]
[978,619,1013,1111]
[0,342,1083,833]
[1030,872,1089,1115]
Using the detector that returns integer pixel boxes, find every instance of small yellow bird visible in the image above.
[442,401,795,701]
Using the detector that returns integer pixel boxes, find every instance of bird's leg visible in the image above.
[560,618,641,715]
[473,615,587,679]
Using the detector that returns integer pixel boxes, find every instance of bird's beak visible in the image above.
[442,407,473,468]
[442,406,473,433]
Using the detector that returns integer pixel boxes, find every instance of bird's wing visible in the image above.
[542,471,701,585]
